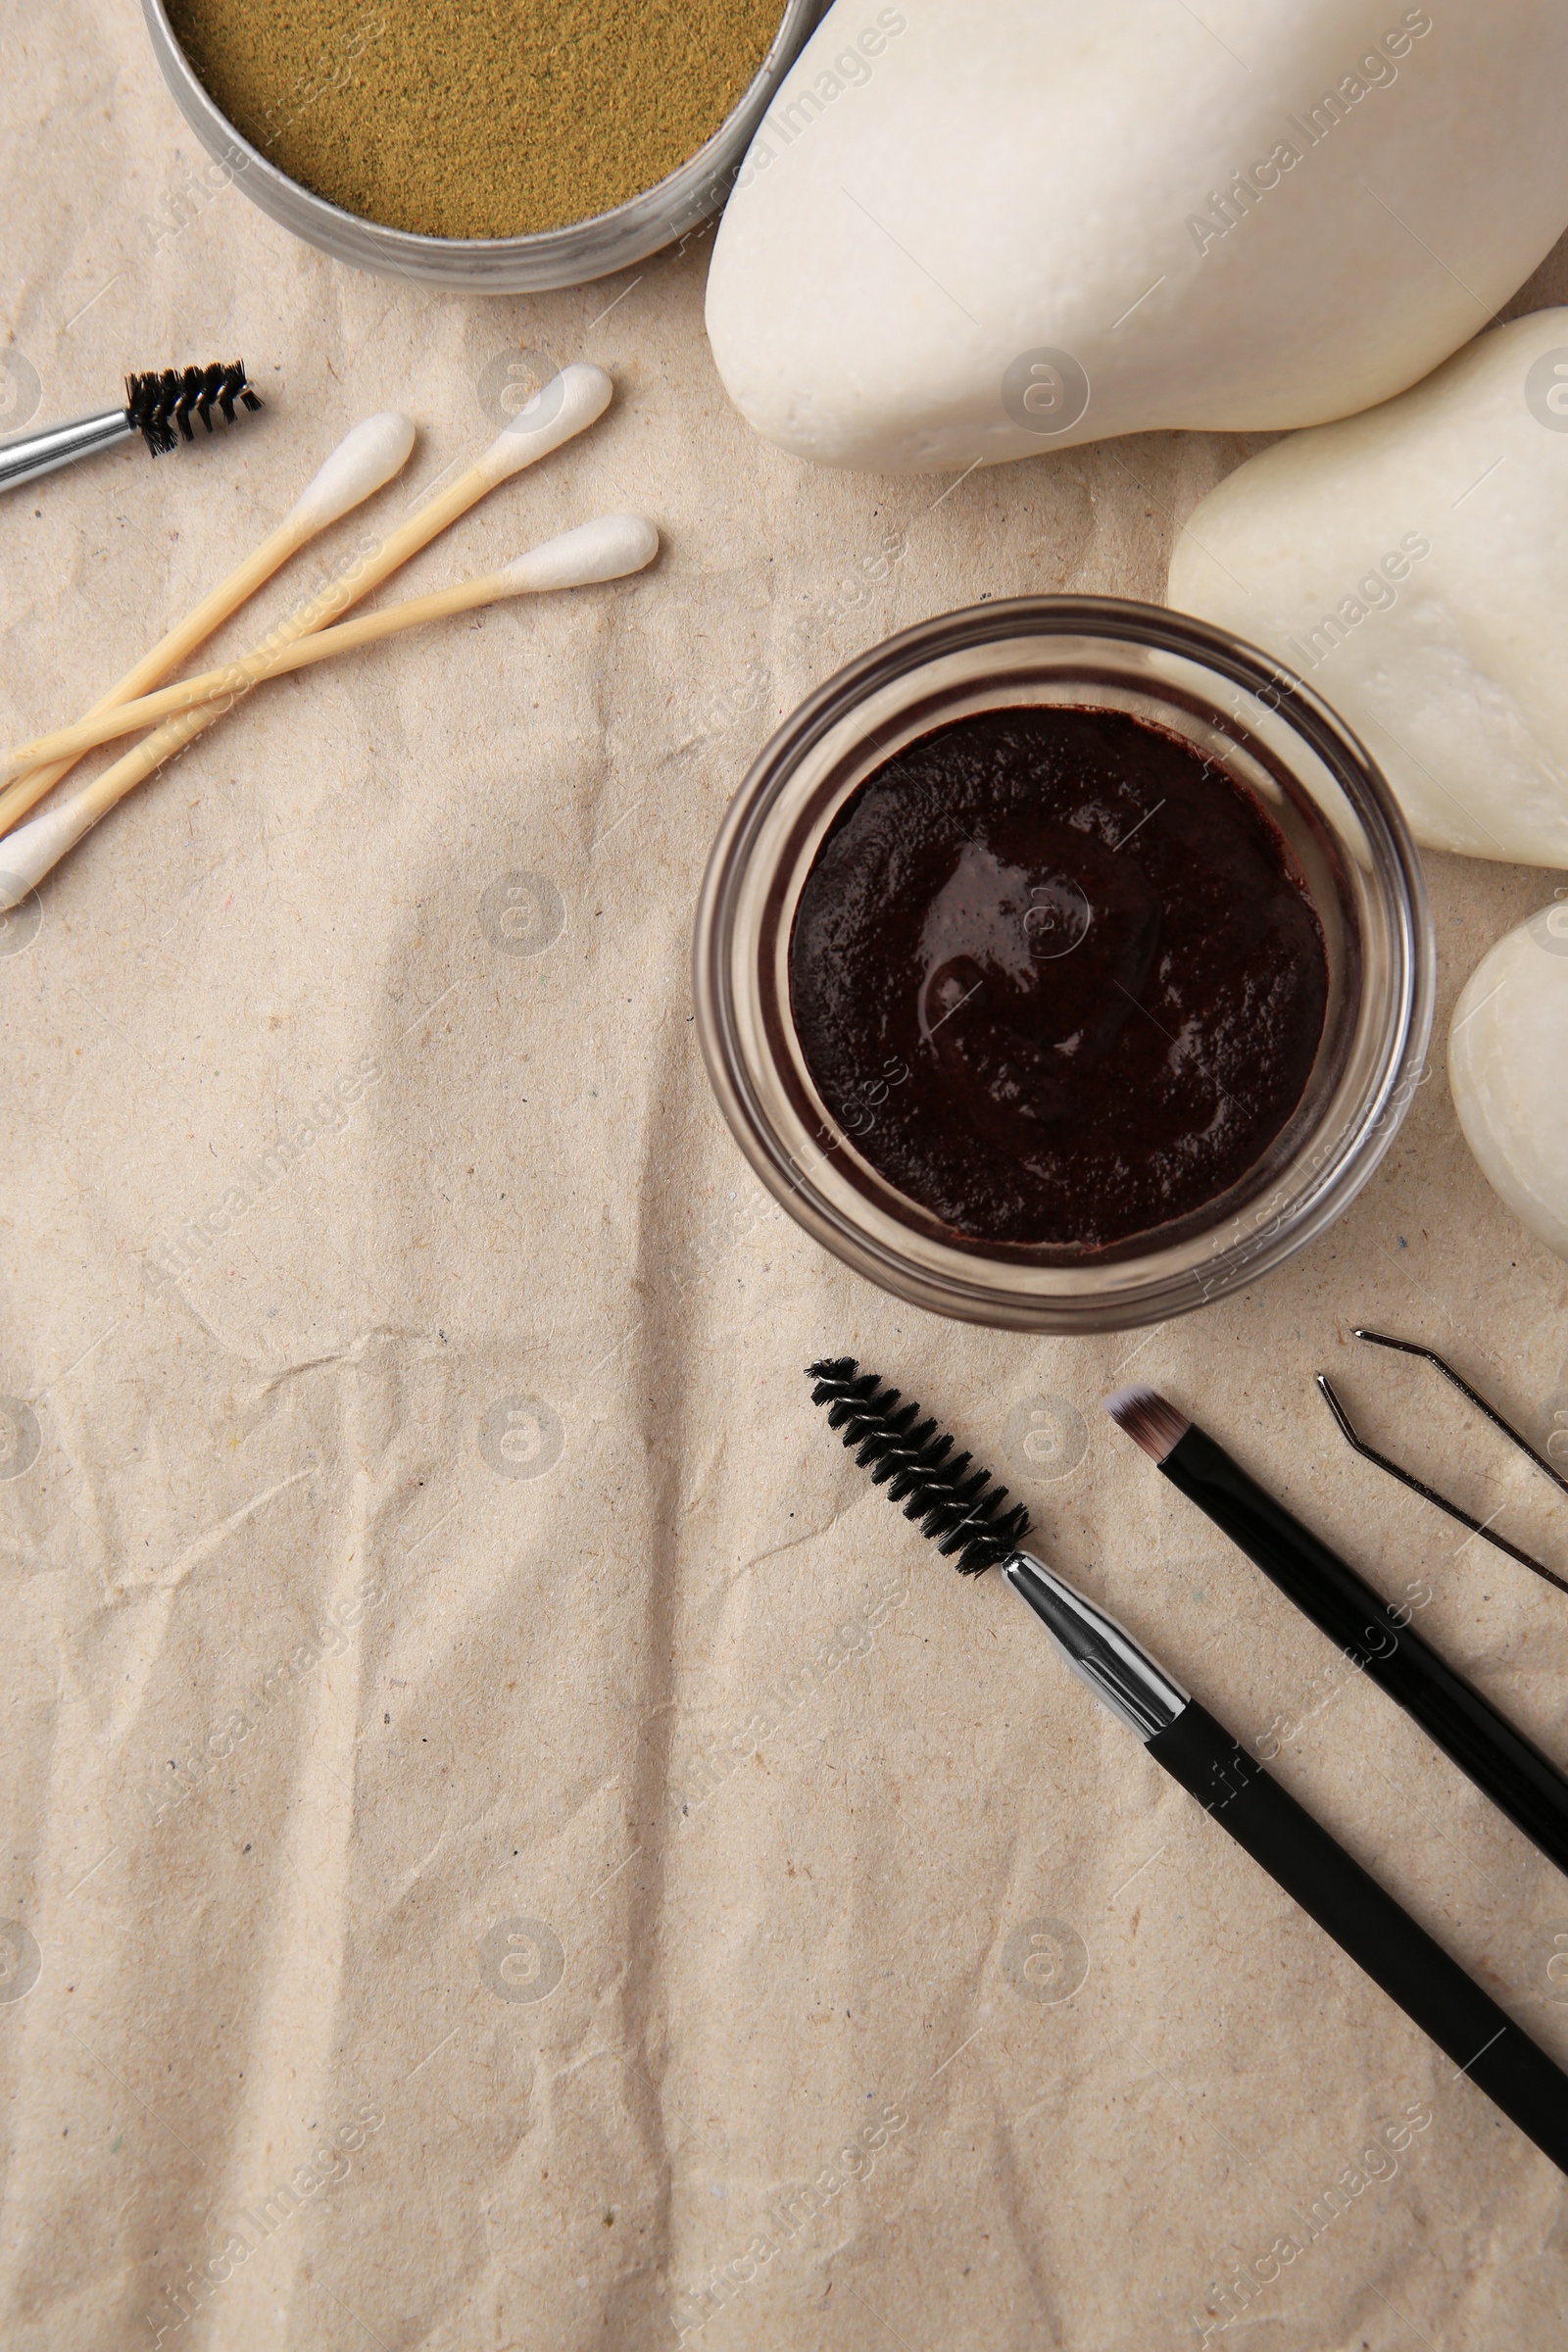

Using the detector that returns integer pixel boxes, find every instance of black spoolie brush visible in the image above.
[1102,1382,1568,1883]
[807,1356,1031,1575]
[808,1355,1568,2177]
[0,361,263,496]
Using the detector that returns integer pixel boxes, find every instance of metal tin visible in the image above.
[140,0,823,291]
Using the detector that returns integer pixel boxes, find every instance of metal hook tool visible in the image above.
[1315,1329,1568,1598]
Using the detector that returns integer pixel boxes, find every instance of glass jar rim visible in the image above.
[694,594,1435,1334]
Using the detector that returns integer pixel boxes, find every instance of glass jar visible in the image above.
[140,0,820,291]
[693,596,1434,1334]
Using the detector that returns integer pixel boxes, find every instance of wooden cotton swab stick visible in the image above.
[0,410,415,835]
[2,515,660,774]
[0,363,613,912]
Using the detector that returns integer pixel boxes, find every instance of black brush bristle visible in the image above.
[806,1355,1031,1576]
[124,362,263,458]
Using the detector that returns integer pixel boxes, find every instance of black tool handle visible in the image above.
[1164,1426,1568,1880]
[1148,1700,1568,2173]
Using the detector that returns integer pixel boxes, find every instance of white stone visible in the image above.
[705,1,1568,474]
[1168,311,1568,866]
[1448,906,1568,1260]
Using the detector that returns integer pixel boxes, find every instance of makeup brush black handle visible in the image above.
[1163,1426,1568,1881]
[1150,1700,1568,2173]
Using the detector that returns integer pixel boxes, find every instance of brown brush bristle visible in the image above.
[1102,1384,1190,1464]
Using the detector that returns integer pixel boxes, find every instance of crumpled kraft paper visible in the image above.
[2,4,1567,2345]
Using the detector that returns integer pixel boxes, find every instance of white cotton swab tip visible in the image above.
[499,514,660,595]
[482,365,614,487]
[287,411,416,530]
[0,796,92,909]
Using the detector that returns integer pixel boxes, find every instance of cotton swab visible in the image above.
[1,516,660,777]
[0,411,415,837]
[0,364,613,913]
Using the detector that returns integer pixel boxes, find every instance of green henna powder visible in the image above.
[169,0,784,239]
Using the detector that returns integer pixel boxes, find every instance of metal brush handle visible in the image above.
[0,407,134,495]
[1004,1552,1186,1737]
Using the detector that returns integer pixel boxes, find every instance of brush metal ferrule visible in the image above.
[0,407,135,495]
[1003,1551,1188,1740]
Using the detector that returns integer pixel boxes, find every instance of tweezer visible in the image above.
[1315,1330,1567,1597]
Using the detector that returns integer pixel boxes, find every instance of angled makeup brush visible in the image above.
[808,1355,1568,2178]
[0,514,660,781]
[0,362,263,495]
[1102,1384,1568,1883]
[0,410,416,839]
[0,364,613,911]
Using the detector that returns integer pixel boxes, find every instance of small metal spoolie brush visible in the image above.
[807,1355,1568,2178]
[0,362,263,495]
